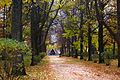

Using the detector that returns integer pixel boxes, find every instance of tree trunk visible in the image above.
[80,11,84,59]
[117,0,120,67]
[88,25,92,61]
[11,0,22,41]
[112,41,115,59]
[30,2,39,65]
[102,0,120,67]
[61,44,64,55]
[74,36,78,58]
[71,37,74,57]
[11,0,26,75]
[117,42,120,67]
[67,38,71,57]
[94,0,104,63]
[38,32,42,53]
[41,42,47,52]
[98,22,104,63]
[30,3,39,55]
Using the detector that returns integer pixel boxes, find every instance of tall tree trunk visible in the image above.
[88,25,92,61]
[117,0,120,67]
[71,37,74,57]
[31,3,39,55]
[112,41,115,59]
[98,22,104,63]
[30,2,39,66]
[67,38,71,57]
[74,36,78,58]
[11,0,26,75]
[38,32,42,52]
[61,44,64,55]
[80,32,83,59]
[11,0,22,41]
[95,0,104,63]
[80,11,84,59]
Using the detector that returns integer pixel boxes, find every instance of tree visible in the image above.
[117,0,120,67]
[94,0,105,63]
[30,0,39,65]
[11,0,22,41]
[11,0,26,75]
[95,0,120,67]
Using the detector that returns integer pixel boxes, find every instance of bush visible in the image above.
[0,38,31,55]
[24,55,32,66]
[33,52,47,63]
[0,38,32,78]
[39,52,47,59]
[33,55,41,63]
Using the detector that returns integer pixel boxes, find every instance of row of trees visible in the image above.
[0,0,120,77]
[56,0,120,67]
[0,0,64,76]
[0,0,64,64]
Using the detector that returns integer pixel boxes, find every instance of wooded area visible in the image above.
[0,0,120,80]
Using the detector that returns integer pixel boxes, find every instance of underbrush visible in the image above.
[0,38,32,79]
[33,52,47,63]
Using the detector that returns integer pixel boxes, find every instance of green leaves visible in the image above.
[63,29,74,38]
[0,38,31,55]
[73,41,80,49]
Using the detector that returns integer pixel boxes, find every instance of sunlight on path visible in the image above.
[49,56,120,80]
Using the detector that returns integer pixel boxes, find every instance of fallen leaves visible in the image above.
[20,56,120,80]
[19,56,54,80]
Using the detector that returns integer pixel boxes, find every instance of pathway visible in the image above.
[49,56,120,80]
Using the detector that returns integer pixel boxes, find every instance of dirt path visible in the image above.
[49,56,120,80]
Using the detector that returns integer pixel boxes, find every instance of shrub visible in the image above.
[33,52,46,63]
[0,38,31,55]
[39,52,47,59]
[33,55,42,63]
[23,54,32,66]
[0,38,32,78]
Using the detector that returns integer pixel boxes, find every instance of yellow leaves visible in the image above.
[64,1,75,9]
[73,41,80,49]
[0,0,12,7]
[23,0,31,3]
[44,0,52,2]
